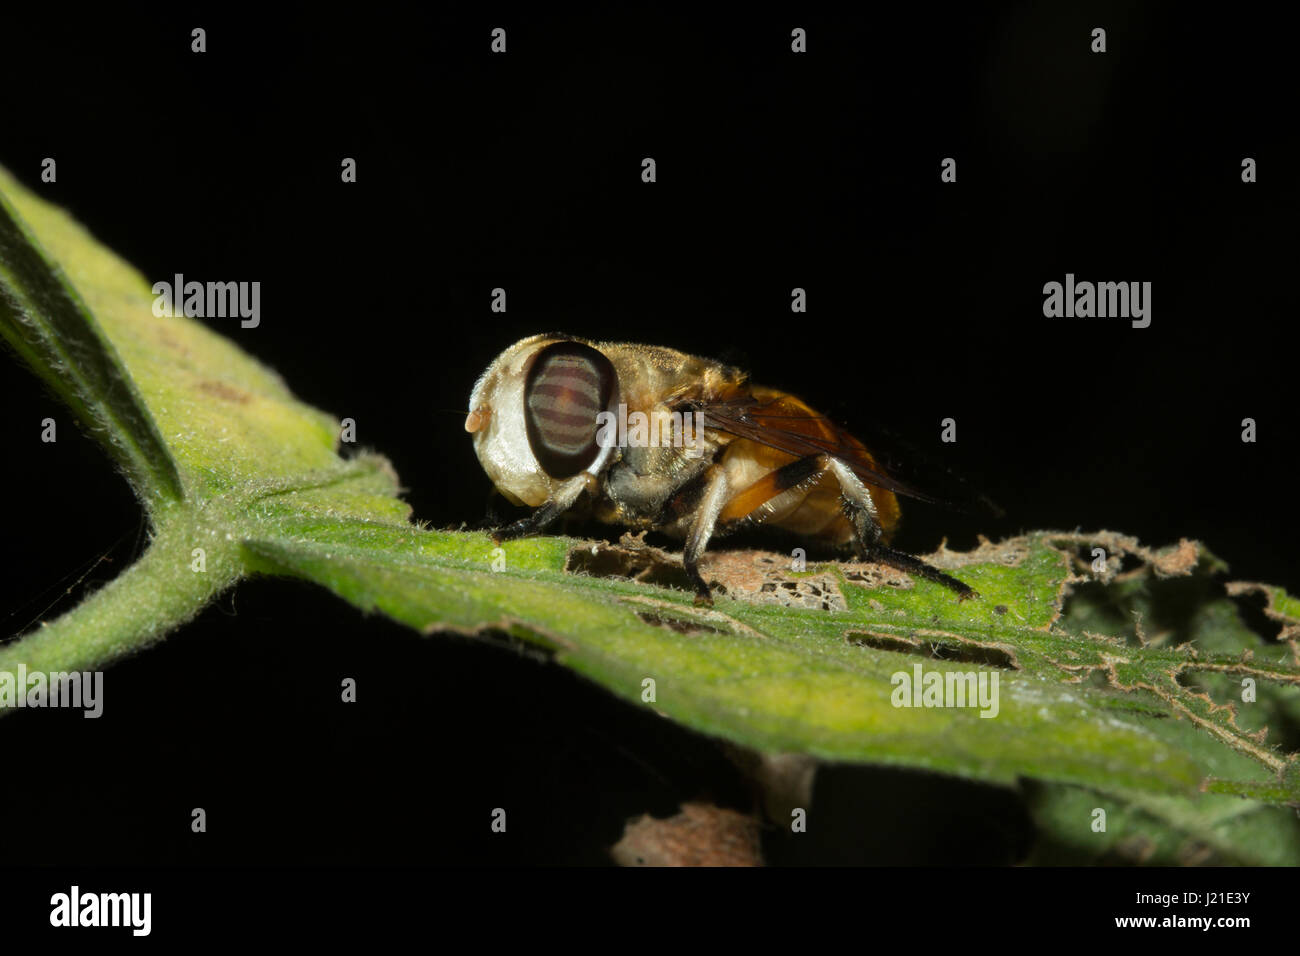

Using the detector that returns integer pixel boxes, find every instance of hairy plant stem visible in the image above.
[0,510,241,680]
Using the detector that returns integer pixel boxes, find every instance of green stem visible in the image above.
[0,514,241,679]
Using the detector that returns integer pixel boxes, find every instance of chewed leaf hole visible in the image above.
[635,611,729,636]
[565,543,699,593]
[846,630,1018,670]
[1223,585,1287,643]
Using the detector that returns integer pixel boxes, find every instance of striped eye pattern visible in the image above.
[524,342,618,478]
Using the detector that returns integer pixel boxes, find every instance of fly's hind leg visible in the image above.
[827,458,976,601]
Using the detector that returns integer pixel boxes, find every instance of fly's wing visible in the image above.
[677,393,953,507]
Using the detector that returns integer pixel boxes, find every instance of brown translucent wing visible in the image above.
[681,393,950,506]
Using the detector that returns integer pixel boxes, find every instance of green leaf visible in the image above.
[1023,781,1300,866]
[242,525,1300,818]
[0,166,343,508]
[0,168,182,507]
[0,164,401,670]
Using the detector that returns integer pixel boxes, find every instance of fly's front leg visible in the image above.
[491,473,595,543]
[683,464,731,606]
[828,458,976,601]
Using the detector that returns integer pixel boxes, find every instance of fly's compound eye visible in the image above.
[524,341,619,479]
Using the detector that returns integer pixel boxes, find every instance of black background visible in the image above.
[1,3,1296,869]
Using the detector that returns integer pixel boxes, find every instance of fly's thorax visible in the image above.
[601,446,712,525]
[597,342,742,408]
